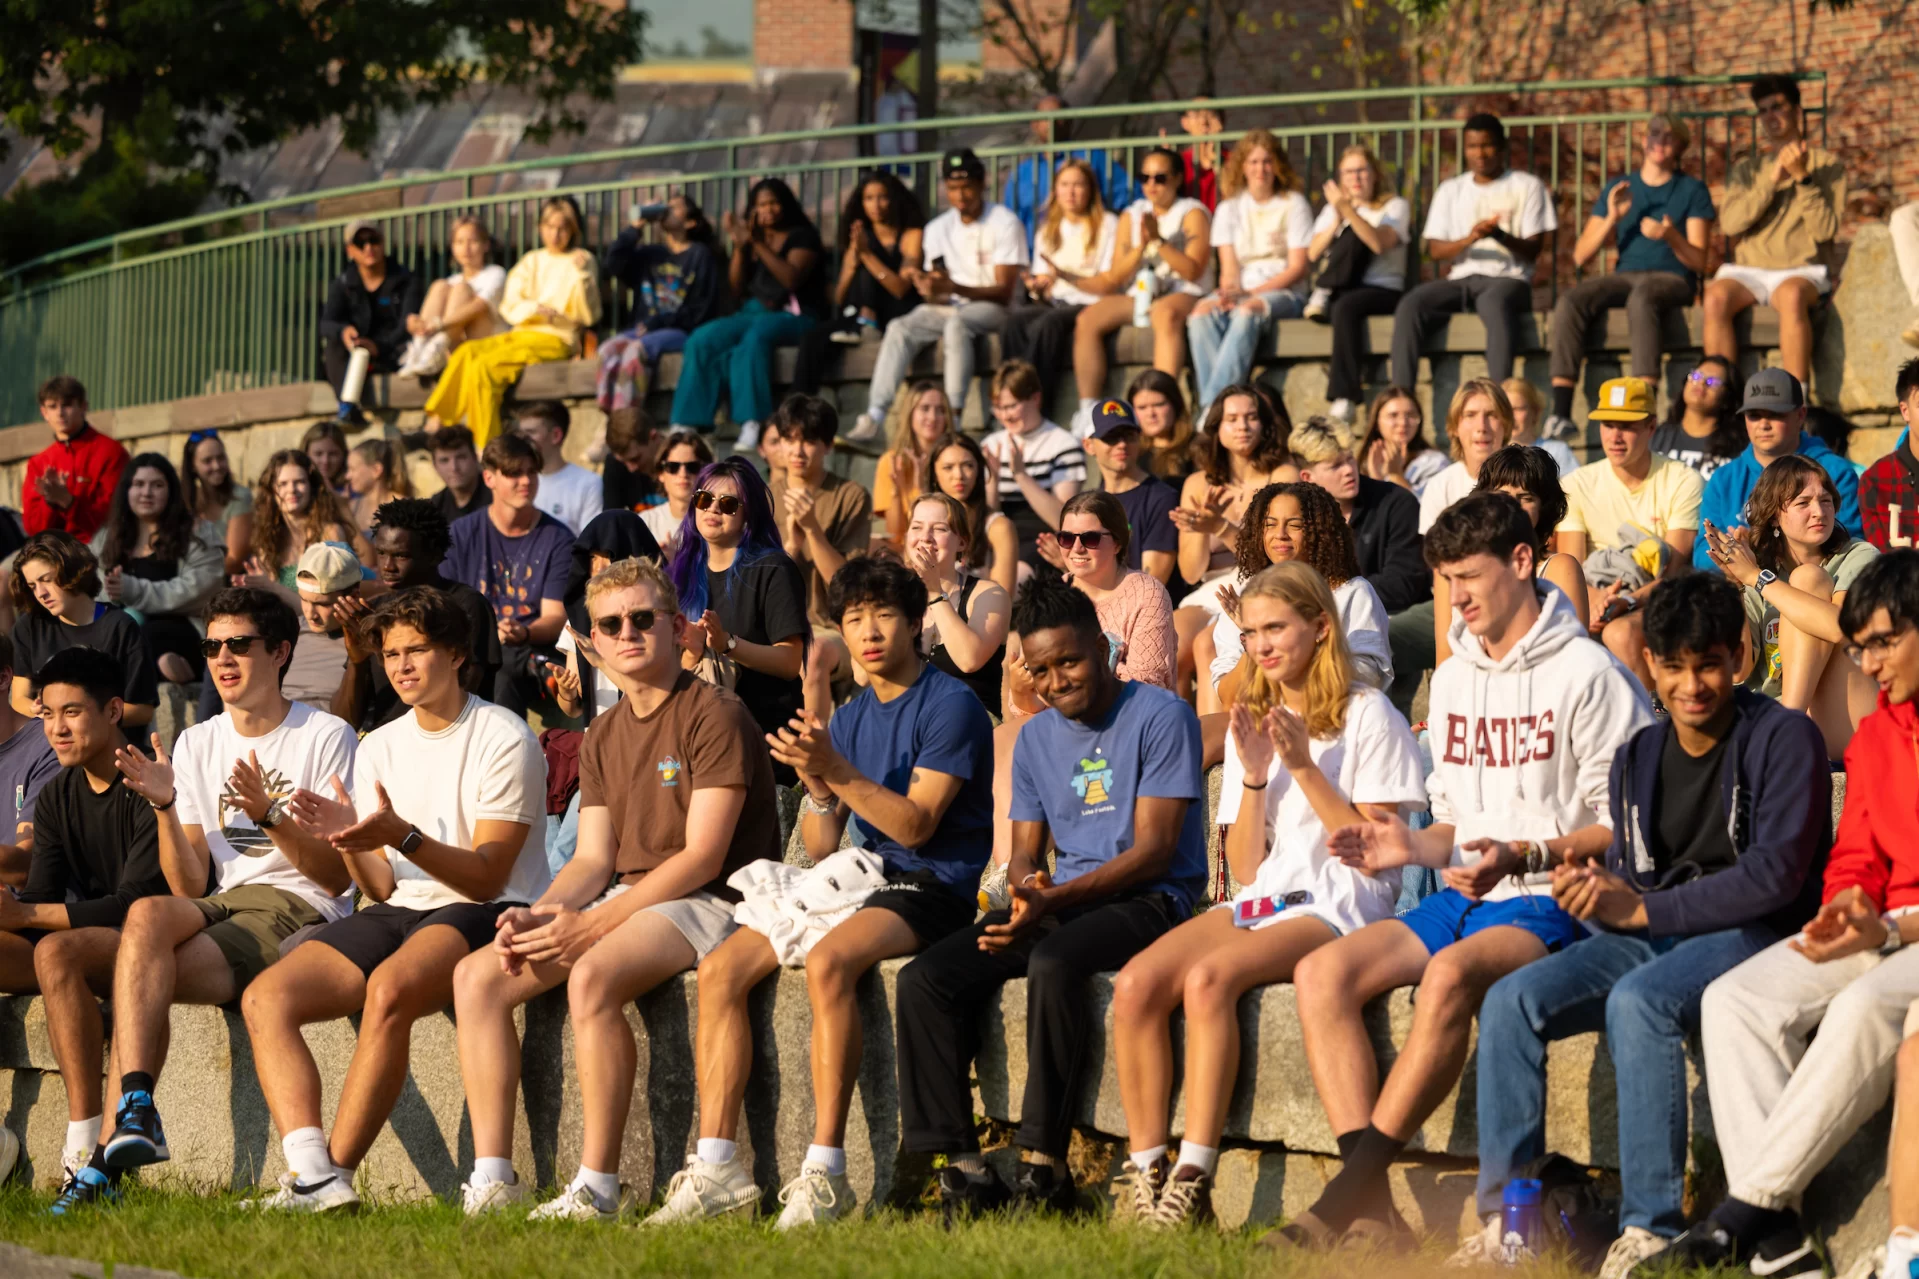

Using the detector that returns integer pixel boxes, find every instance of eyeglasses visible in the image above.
[592,608,670,638]
[1845,626,1913,664]
[660,461,703,476]
[1139,172,1176,185]
[1055,530,1110,551]
[1687,371,1726,389]
[200,635,266,658]
[693,490,743,516]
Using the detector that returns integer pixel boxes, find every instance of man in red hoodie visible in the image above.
[25,377,127,542]
[1642,549,1919,1277]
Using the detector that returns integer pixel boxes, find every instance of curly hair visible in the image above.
[1748,454,1851,575]
[10,531,102,618]
[1199,383,1292,484]
[1233,482,1358,588]
[1666,354,1749,464]
[366,584,473,658]
[370,497,454,563]
[838,171,925,253]
[254,449,357,575]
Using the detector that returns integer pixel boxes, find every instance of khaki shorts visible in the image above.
[194,884,328,986]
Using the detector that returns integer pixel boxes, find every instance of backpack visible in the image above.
[1513,1153,1621,1270]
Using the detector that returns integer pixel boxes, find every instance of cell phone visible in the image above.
[1233,890,1312,928]
[1599,592,1639,625]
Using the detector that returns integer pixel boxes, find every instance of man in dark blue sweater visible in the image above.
[1459,573,1830,1275]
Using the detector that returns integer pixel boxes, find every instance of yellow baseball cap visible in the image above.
[1588,377,1656,423]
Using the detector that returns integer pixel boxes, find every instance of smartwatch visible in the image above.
[1880,915,1906,957]
[398,826,425,856]
[1754,568,1778,594]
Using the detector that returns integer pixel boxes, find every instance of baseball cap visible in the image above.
[1587,377,1656,423]
[1089,399,1141,442]
[296,542,362,595]
[941,147,986,182]
[342,219,382,247]
[1737,367,1806,416]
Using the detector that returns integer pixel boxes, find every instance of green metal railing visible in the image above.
[0,73,1824,425]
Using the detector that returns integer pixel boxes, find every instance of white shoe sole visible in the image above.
[643,1195,758,1227]
[0,1126,19,1185]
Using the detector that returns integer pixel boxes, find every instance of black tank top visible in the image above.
[928,575,1005,718]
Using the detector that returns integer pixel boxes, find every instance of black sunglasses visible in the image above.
[592,608,670,638]
[1139,171,1176,185]
[694,490,743,516]
[660,460,703,476]
[1055,530,1109,551]
[200,634,267,658]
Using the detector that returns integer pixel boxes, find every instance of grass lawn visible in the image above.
[0,1184,1598,1279]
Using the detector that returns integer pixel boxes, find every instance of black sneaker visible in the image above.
[1011,1160,1079,1216]
[48,1165,120,1216]
[936,1165,1011,1226]
[1750,1227,1826,1278]
[1633,1221,1737,1275]
[104,1090,169,1169]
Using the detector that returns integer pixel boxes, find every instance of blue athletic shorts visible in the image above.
[1398,887,1585,956]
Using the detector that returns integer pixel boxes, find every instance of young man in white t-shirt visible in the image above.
[88,588,358,1187]
[516,400,604,535]
[241,586,549,1213]
[1389,113,1557,390]
[852,148,1028,442]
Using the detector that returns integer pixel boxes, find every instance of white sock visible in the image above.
[1175,1140,1219,1176]
[696,1137,737,1166]
[805,1144,846,1176]
[948,1153,987,1177]
[1887,1227,1919,1279]
[1079,397,1096,416]
[1023,1150,1061,1168]
[283,1127,333,1185]
[67,1116,102,1156]
[1129,1144,1168,1171]
[1330,398,1352,418]
[570,1166,620,1207]
[472,1156,516,1186]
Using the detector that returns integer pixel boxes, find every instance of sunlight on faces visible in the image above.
[861,179,894,226]
[1061,510,1119,581]
[273,462,314,518]
[1647,645,1738,730]
[839,600,920,678]
[694,476,745,546]
[371,526,428,589]
[933,444,980,502]
[907,389,953,447]
[1240,144,1277,196]
[485,462,539,511]
[1455,393,1508,467]
[751,188,783,228]
[588,582,680,683]
[1464,128,1505,178]
[344,450,381,497]
[432,442,479,494]
[943,174,983,219]
[1685,364,1732,413]
[1301,452,1359,503]
[1240,592,1327,686]
[1493,483,1544,528]
[206,614,287,705]
[1376,394,1422,446]
[775,426,829,478]
[1019,624,1109,719]
[39,682,119,766]
[992,390,1042,436]
[1599,416,1654,467]
[1130,389,1176,442]
[1744,408,1804,456]
[1338,156,1376,202]
[305,438,345,487]
[1053,165,1093,216]
[21,556,76,617]
[1261,493,1307,564]
[1138,154,1180,209]
[516,417,563,456]
[1438,544,1537,638]
[39,395,87,438]
[539,206,578,253]
[297,587,345,637]
[126,466,169,520]
[906,497,966,573]
[191,438,230,487]
[378,623,463,707]
[1215,394,1263,457]
[1778,474,1836,548]
[450,221,489,273]
[1087,427,1139,475]
[1755,93,1800,145]
[1849,607,1919,703]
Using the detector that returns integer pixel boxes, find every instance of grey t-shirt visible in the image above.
[0,716,59,843]
[284,629,349,711]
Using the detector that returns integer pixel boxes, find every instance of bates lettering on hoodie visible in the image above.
[1442,712,1557,769]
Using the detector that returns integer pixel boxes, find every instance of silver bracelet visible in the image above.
[800,792,836,817]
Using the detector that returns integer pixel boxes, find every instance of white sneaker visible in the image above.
[843,413,883,444]
[1303,287,1332,322]
[1598,1227,1670,1279]
[1327,398,1355,424]
[732,421,761,454]
[243,1170,361,1214]
[640,1154,760,1226]
[1541,412,1580,442]
[529,1184,622,1223]
[61,1145,90,1181]
[775,1161,853,1230]
[976,861,1011,914]
[1069,403,1095,440]
[1444,1214,1503,1267]
[462,1175,529,1216]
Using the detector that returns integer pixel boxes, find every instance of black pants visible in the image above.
[494,641,558,717]
[140,613,206,680]
[792,271,919,395]
[999,302,1085,418]
[1324,286,1402,403]
[1390,276,1533,388]
[895,892,1183,1158]
[323,337,402,397]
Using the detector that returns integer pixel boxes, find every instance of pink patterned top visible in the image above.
[1089,569,1178,691]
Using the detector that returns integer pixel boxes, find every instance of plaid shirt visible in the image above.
[1859,438,1919,551]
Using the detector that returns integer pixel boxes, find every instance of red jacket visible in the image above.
[23,424,128,541]
[1823,692,1919,910]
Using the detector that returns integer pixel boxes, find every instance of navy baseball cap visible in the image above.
[1089,399,1142,441]
[1737,367,1806,416]
[941,147,986,182]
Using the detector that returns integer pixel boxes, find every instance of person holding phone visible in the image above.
[1107,562,1424,1227]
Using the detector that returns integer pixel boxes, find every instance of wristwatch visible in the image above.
[257,799,284,830]
[398,825,425,856]
[1754,568,1778,594]
[1880,915,1906,957]
[725,635,738,654]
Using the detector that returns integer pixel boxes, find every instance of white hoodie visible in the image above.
[1427,586,1652,903]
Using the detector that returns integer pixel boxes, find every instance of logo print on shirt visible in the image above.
[219,763,295,857]
[657,756,681,787]
[1070,751,1115,809]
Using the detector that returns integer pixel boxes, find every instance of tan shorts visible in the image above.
[194,884,328,986]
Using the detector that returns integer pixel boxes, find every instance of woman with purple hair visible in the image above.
[668,456,809,777]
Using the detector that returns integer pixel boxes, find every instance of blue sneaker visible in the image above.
[104,1090,169,1169]
[48,1165,119,1215]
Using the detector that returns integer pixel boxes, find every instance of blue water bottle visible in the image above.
[1500,1178,1544,1262]
[640,279,656,317]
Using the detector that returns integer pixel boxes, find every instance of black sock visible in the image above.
[83,1145,121,1181]
[1552,384,1575,420]
[1335,1130,1364,1161]
[1714,1197,1795,1245]
[1308,1125,1406,1233]
[120,1071,155,1099]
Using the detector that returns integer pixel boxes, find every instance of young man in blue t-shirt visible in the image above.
[1545,112,1716,438]
[894,575,1207,1220]
[644,557,995,1230]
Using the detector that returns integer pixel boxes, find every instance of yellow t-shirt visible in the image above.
[1557,453,1704,548]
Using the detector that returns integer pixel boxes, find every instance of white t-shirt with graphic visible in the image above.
[1422,169,1557,281]
[1213,190,1314,294]
[173,700,359,920]
[923,203,1030,290]
[1309,195,1414,291]
[1034,213,1118,307]
[354,695,551,911]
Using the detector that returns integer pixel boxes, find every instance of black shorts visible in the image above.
[307,900,515,979]
[860,871,978,947]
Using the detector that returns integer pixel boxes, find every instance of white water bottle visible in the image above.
[339,345,371,411]
[1131,268,1154,327]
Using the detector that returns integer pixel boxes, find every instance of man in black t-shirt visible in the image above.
[427,426,491,525]
[1460,575,1829,1271]
[1084,401,1180,588]
[0,648,169,1202]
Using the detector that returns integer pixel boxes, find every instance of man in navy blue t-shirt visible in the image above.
[1545,112,1718,436]
[895,575,1206,1219]
[686,556,994,1229]
[1085,400,1181,589]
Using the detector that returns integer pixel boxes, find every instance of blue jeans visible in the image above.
[1187,291,1305,417]
[667,299,815,428]
[1473,925,1777,1236]
[545,791,581,881]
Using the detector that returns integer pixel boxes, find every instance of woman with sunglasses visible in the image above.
[9,531,156,728]
[875,381,954,551]
[1070,147,1213,435]
[91,453,226,687]
[240,449,367,600]
[925,432,1019,598]
[1652,355,1746,479]
[1041,490,1177,690]
[641,430,715,556]
[182,429,253,576]
[906,491,1009,716]
[666,458,809,775]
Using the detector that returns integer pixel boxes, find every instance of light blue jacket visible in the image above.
[1693,432,1863,571]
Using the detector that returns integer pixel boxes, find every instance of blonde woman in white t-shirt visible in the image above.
[1071,146,1212,435]
[1001,160,1119,419]
[1188,130,1314,419]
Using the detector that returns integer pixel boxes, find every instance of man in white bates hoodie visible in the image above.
[1271,491,1651,1247]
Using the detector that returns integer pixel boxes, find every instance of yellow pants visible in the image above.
[423,329,571,448]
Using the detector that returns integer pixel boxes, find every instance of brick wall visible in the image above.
[754,0,856,72]
[979,0,1078,76]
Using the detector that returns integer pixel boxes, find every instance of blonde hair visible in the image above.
[889,380,953,458]
[350,437,414,498]
[908,492,973,560]
[1038,159,1109,256]
[1446,378,1516,461]
[1334,143,1395,206]
[1500,377,1545,422]
[1647,112,1692,156]
[1221,129,1299,199]
[585,556,679,616]
[1287,417,1352,467]
[1233,562,1355,738]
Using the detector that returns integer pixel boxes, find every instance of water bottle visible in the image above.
[338,345,370,414]
[1130,268,1154,327]
[1500,1178,1544,1263]
[640,279,656,317]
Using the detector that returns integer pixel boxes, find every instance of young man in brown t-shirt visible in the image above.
[449,556,778,1220]
[766,395,875,630]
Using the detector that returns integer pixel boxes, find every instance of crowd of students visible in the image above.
[3,68,1919,1279]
